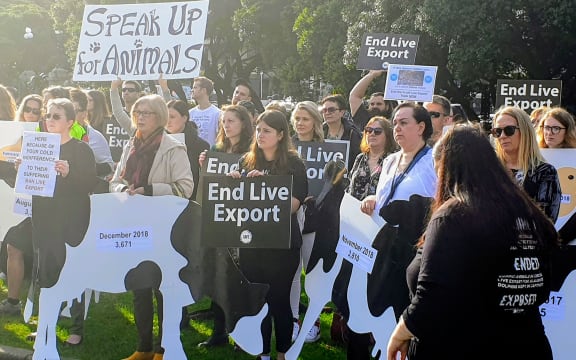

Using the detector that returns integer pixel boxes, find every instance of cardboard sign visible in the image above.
[15,132,60,197]
[73,1,209,81]
[357,33,419,70]
[384,64,437,102]
[495,80,562,113]
[294,140,349,197]
[201,175,292,248]
[101,117,130,162]
[196,151,242,205]
[540,149,576,231]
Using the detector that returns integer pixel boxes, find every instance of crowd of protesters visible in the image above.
[0,68,573,360]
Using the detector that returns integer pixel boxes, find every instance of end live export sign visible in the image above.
[357,33,419,70]
[73,1,209,81]
[496,80,562,113]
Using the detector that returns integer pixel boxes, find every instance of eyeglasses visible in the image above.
[491,125,520,138]
[133,110,156,118]
[23,106,41,115]
[122,88,137,93]
[321,107,341,114]
[429,111,447,118]
[364,126,384,135]
[45,113,63,121]
[541,125,566,134]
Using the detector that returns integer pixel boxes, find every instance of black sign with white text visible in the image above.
[496,80,562,113]
[197,151,242,206]
[201,175,292,248]
[102,117,130,162]
[357,33,419,70]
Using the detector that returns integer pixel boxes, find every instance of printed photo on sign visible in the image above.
[495,80,562,113]
[384,64,437,102]
[356,33,419,70]
[294,140,349,197]
[15,132,61,197]
[201,175,292,248]
[73,1,209,81]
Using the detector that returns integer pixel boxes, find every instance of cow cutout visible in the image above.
[31,193,269,360]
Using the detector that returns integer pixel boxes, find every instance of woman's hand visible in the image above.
[360,195,377,215]
[387,317,413,360]
[227,170,242,178]
[14,158,21,171]
[111,77,123,90]
[158,73,169,93]
[55,160,70,178]
[246,169,266,177]
[126,184,144,196]
[198,150,207,168]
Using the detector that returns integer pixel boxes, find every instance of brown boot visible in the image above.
[122,351,154,360]
[152,354,163,360]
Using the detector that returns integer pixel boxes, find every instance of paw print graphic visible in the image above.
[134,39,143,48]
[89,42,101,53]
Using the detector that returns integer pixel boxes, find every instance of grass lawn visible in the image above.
[0,279,347,359]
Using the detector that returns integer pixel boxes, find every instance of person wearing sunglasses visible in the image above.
[536,107,576,149]
[320,94,362,171]
[110,78,143,137]
[423,95,453,144]
[110,94,193,360]
[15,94,43,122]
[387,127,557,360]
[493,106,561,221]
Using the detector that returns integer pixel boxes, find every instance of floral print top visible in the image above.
[347,152,387,201]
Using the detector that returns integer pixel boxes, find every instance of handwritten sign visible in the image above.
[384,64,437,102]
[73,1,209,81]
[15,132,60,197]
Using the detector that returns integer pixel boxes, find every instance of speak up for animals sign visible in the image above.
[73,1,209,81]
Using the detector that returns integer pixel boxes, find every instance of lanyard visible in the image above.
[383,145,430,206]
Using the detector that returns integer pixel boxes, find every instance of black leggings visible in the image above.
[133,288,164,354]
[240,247,300,354]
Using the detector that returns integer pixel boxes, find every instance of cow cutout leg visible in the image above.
[33,288,64,360]
[346,265,397,358]
[230,303,268,355]
[285,257,343,360]
[160,287,192,360]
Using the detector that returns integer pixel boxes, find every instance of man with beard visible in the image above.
[349,70,397,130]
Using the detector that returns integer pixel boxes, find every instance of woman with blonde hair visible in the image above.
[0,85,17,121]
[492,106,561,221]
[291,101,324,143]
[15,94,43,122]
[536,107,576,149]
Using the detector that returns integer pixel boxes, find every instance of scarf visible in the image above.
[121,127,164,188]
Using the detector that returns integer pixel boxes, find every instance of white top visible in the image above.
[189,105,220,147]
[87,125,114,171]
[374,149,437,214]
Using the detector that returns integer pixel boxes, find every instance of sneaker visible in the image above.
[291,318,300,342]
[0,299,21,315]
[304,320,321,343]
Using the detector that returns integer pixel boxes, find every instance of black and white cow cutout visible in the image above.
[31,193,269,360]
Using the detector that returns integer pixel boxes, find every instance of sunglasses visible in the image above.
[45,113,63,121]
[491,125,520,138]
[24,106,41,115]
[321,107,341,114]
[429,111,445,118]
[122,88,137,93]
[541,125,566,135]
[364,126,384,135]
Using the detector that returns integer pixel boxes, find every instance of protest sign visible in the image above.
[196,151,242,205]
[15,132,60,197]
[384,64,437,102]
[495,80,562,113]
[357,33,419,70]
[201,175,292,248]
[101,117,130,162]
[73,1,209,81]
[294,140,349,197]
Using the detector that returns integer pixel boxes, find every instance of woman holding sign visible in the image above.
[229,110,308,360]
[358,102,436,325]
[387,127,557,360]
[110,94,193,360]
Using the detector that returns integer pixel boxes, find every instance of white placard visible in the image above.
[15,132,60,197]
[96,226,153,252]
[384,64,438,102]
[13,195,32,217]
[540,291,565,321]
[73,1,209,81]
[338,193,385,274]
